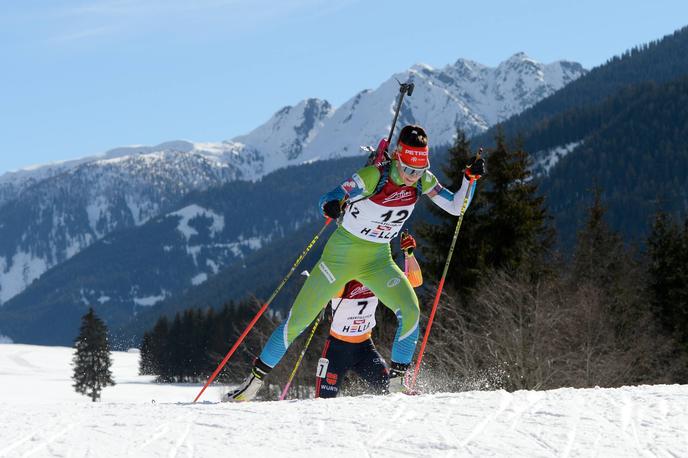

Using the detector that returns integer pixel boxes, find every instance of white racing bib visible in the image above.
[342,178,419,243]
[331,297,379,337]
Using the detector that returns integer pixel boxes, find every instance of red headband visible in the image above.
[397,141,429,168]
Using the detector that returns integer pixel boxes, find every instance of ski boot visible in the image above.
[223,359,271,402]
[388,362,420,396]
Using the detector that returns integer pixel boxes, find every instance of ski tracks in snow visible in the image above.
[0,416,77,458]
[597,388,686,458]
[131,411,197,457]
[2,384,688,457]
[459,390,513,451]
[499,390,564,455]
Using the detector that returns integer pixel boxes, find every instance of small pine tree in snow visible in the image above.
[72,308,115,401]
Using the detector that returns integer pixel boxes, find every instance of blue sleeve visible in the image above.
[317,171,370,216]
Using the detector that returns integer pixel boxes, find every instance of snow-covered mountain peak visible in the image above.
[0,140,198,197]
[496,52,543,80]
[450,57,486,75]
[503,51,536,64]
[283,54,586,167]
[101,140,196,161]
[410,63,435,73]
[232,97,333,167]
[543,60,586,87]
[1,53,585,198]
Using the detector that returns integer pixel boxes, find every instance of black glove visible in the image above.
[465,155,485,179]
[323,200,342,219]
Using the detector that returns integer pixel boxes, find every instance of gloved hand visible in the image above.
[323,200,343,219]
[387,361,410,394]
[400,231,416,255]
[465,154,485,179]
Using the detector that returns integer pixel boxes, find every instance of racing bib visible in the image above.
[341,179,419,243]
[330,297,380,337]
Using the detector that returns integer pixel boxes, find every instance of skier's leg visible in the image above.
[315,337,352,398]
[226,264,345,402]
[258,228,362,369]
[225,232,360,402]
[258,266,346,368]
[358,258,419,366]
[352,338,390,395]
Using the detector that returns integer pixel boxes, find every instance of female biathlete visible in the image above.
[226,124,484,401]
[315,231,419,398]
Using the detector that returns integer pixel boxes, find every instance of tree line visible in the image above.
[412,130,688,390]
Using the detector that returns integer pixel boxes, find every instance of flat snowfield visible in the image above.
[0,344,686,457]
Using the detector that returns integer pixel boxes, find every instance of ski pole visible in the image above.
[387,79,415,147]
[278,307,327,400]
[368,79,414,164]
[410,154,481,389]
[193,218,333,403]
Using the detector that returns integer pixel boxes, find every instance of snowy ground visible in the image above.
[1,344,687,457]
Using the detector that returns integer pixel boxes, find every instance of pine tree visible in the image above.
[72,308,115,401]
[416,130,485,293]
[571,188,622,284]
[570,188,643,334]
[481,131,553,274]
[149,316,171,381]
[416,128,553,297]
[139,332,154,375]
[647,213,688,350]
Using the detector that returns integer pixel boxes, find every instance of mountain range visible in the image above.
[6,23,688,347]
[0,53,583,313]
[473,26,688,247]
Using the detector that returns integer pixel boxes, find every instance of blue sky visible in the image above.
[1,0,686,174]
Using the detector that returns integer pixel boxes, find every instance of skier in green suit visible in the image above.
[226,124,484,401]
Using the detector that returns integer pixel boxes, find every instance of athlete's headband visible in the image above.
[397,141,429,168]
